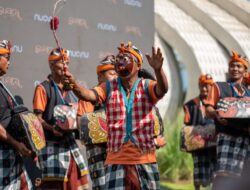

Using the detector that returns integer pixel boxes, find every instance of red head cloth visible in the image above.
[117,41,143,65]
[0,40,11,55]
[199,74,214,85]
[230,50,248,69]
[96,55,115,74]
[48,47,70,63]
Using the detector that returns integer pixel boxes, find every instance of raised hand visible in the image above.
[145,47,164,71]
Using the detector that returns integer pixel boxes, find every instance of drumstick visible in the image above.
[50,0,67,74]
[50,0,73,90]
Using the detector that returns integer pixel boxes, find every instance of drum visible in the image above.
[217,97,250,127]
[80,107,164,145]
[8,109,45,155]
[53,104,78,131]
[180,124,216,152]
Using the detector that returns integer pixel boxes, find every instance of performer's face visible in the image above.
[0,54,10,76]
[199,84,212,98]
[228,61,246,82]
[50,60,69,77]
[98,69,117,83]
[115,53,140,79]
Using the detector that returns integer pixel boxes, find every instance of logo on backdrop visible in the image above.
[35,45,53,54]
[12,45,23,53]
[123,0,142,8]
[97,23,117,32]
[33,13,52,23]
[125,26,142,37]
[2,76,23,89]
[68,17,89,29]
[0,6,22,20]
[34,45,90,59]
[69,49,90,59]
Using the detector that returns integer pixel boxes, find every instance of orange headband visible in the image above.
[48,48,70,63]
[0,48,10,55]
[96,55,115,74]
[230,50,248,68]
[118,41,143,65]
[96,64,115,74]
[199,74,214,85]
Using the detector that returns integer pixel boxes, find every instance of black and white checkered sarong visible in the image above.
[0,143,33,189]
[86,144,106,190]
[192,148,216,186]
[216,133,250,176]
[105,163,160,190]
[38,135,88,181]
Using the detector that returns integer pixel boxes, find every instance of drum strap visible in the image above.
[51,79,68,105]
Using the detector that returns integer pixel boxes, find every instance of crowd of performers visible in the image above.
[0,39,167,190]
[0,36,250,190]
[184,51,250,190]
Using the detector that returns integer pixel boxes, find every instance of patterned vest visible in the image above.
[185,98,206,126]
[184,97,214,126]
[39,78,78,142]
[106,78,155,152]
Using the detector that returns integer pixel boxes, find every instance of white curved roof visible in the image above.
[185,0,250,61]
[229,0,250,14]
[155,33,181,120]
[211,0,250,28]
[155,0,228,101]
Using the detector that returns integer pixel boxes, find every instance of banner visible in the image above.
[0,0,154,108]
